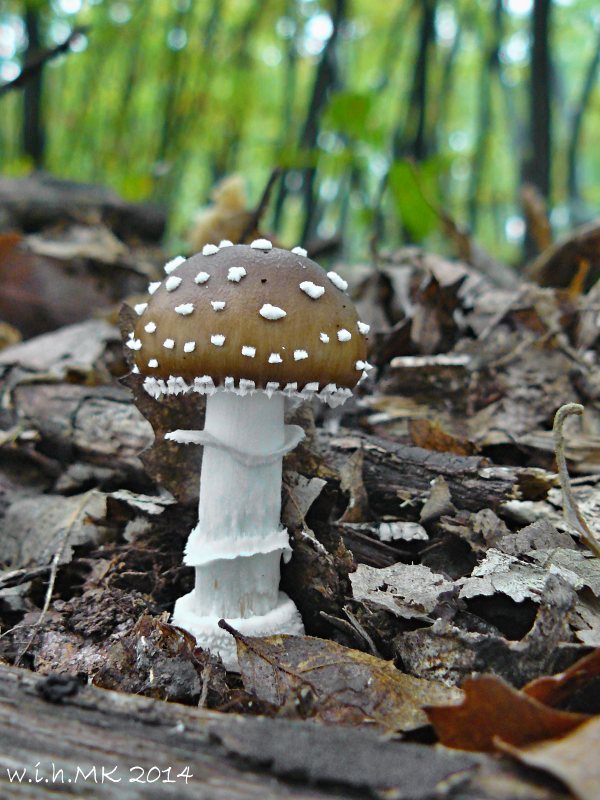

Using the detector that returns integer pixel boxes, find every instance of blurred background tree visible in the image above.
[0,0,599,262]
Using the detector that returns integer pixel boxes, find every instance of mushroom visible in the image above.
[126,243,370,669]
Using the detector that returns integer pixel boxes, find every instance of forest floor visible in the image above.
[0,175,599,800]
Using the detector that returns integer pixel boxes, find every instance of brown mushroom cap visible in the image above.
[131,244,369,391]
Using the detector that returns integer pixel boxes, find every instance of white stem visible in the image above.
[186,391,289,618]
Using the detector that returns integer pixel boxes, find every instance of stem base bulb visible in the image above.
[172,590,303,671]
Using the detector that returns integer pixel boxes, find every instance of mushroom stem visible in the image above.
[171,389,305,668]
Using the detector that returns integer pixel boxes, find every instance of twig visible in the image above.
[14,490,95,665]
[240,167,282,242]
[198,662,212,708]
[0,565,50,590]
[342,606,380,658]
[553,403,600,559]
[0,28,88,98]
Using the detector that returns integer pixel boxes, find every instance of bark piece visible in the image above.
[0,661,482,800]
[0,174,166,242]
[323,432,556,517]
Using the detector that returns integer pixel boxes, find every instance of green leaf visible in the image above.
[387,157,448,241]
[325,91,374,140]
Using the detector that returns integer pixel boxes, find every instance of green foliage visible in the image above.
[0,0,598,260]
[388,158,449,241]
[324,90,374,141]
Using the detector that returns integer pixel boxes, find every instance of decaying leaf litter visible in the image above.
[1,184,600,799]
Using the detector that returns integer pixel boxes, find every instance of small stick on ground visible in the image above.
[553,403,600,559]
[198,662,212,708]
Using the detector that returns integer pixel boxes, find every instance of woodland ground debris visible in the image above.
[1,201,600,799]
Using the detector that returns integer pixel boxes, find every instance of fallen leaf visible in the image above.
[1,490,109,568]
[187,174,257,251]
[282,472,327,533]
[350,562,455,621]
[0,320,21,351]
[0,318,119,380]
[523,648,600,713]
[420,475,456,525]
[426,674,588,752]
[501,716,600,800]
[338,448,370,523]
[27,224,128,264]
[222,624,462,732]
[409,418,478,456]
[529,548,600,596]
[527,217,600,291]
[0,229,149,338]
[458,548,550,604]
[398,574,579,688]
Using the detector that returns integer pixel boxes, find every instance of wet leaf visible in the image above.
[426,674,588,752]
[224,625,462,732]
[501,716,600,800]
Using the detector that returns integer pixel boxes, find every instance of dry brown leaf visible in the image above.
[338,448,370,523]
[0,320,21,351]
[500,716,600,800]
[523,649,600,711]
[528,218,600,291]
[521,183,553,255]
[409,418,478,455]
[0,230,147,338]
[187,175,257,251]
[425,674,588,752]
[222,624,462,732]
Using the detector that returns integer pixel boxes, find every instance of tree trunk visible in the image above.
[22,5,45,168]
[467,0,503,231]
[299,0,346,243]
[393,0,436,162]
[567,29,600,224]
[522,0,552,259]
